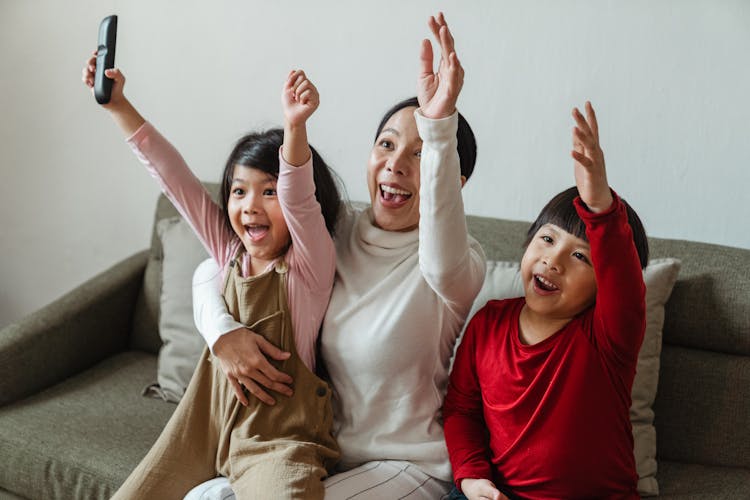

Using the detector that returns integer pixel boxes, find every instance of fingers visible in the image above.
[82,54,97,87]
[255,334,292,364]
[585,101,599,138]
[286,69,318,105]
[228,376,249,406]
[419,39,434,78]
[237,376,276,405]
[428,12,457,65]
[572,108,601,167]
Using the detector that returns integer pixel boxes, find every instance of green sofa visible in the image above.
[1,190,748,499]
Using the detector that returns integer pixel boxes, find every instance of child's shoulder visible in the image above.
[467,297,524,334]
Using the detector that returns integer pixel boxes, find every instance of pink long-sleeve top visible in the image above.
[127,122,335,372]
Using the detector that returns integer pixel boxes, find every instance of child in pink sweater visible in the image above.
[83,54,341,499]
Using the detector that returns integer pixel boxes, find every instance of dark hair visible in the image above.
[523,186,649,269]
[374,97,478,182]
[219,128,341,236]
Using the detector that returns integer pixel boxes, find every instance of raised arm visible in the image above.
[571,102,646,361]
[278,70,336,293]
[82,50,231,265]
[415,13,485,315]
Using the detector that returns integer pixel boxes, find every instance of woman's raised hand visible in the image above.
[417,12,465,119]
[212,327,294,406]
[571,101,613,213]
[282,69,320,127]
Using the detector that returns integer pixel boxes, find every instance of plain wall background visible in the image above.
[2,0,749,327]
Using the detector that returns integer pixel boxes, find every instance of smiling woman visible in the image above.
[189,12,487,500]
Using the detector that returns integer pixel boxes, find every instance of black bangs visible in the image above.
[524,187,586,245]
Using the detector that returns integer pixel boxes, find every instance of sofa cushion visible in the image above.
[0,351,174,500]
[654,344,750,468]
[467,258,681,496]
[143,217,210,403]
[656,460,750,498]
[130,185,221,354]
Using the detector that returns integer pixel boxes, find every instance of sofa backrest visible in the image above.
[132,191,750,467]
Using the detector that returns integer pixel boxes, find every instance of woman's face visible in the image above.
[367,106,422,232]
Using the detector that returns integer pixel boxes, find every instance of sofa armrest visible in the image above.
[0,250,149,406]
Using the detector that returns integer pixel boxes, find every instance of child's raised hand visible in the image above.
[282,69,319,128]
[571,101,613,213]
[81,49,126,109]
[460,478,508,500]
[417,12,464,119]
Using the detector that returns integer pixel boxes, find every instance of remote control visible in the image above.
[94,15,118,104]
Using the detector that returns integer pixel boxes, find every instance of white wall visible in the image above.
[2,0,749,327]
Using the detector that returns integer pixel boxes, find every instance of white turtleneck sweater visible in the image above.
[193,110,486,481]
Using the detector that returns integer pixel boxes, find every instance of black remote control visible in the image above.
[94,15,118,104]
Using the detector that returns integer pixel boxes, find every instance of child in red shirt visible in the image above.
[444,102,649,500]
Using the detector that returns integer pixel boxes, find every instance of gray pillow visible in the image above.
[143,217,210,403]
[466,258,681,496]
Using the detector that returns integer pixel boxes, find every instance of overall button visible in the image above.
[316,386,327,397]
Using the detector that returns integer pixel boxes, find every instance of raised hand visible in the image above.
[282,69,320,128]
[81,49,126,109]
[81,49,144,136]
[460,478,508,500]
[571,101,613,213]
[417,12,464,119]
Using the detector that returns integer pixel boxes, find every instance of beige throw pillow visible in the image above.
[467,258,681,496]
[143,217,210,403]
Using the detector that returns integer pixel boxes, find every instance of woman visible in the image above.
[189,13,486,499]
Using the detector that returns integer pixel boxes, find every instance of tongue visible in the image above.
[383,191,409,203]
[247,226,269,241]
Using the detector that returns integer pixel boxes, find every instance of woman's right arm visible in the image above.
[192,258,294,405]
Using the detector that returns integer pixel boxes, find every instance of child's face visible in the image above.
[520,223,597,321]
[226,165,291,265]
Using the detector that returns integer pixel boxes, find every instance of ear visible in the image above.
[460,175,467,188]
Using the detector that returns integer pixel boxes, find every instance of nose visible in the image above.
[386,148,411,176]
[543,249,564,273]
[242,192,262,215]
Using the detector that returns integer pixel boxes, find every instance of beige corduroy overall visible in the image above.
[112,255,340,500]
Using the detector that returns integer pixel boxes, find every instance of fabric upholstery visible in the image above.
[143,217,209,403]
[0,251,147,406]
[656,460,750,498]
[130,185,221,354]
[654,345,750,468]
[0,351,174,500]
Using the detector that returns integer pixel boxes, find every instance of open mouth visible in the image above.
[244,224,269,242]
[534,274,559,293]
[379,184,412,206]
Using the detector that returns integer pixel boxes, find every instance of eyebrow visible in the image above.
[380,127,400,137]
[544,224,591,249]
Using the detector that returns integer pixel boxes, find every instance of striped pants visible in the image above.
[185,460,453,500]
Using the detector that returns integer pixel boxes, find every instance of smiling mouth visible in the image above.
[245,224,269,242]
[379,184,412,205]
[534,274,559,292]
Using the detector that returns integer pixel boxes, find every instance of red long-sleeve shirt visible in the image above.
[444,195,645,499]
